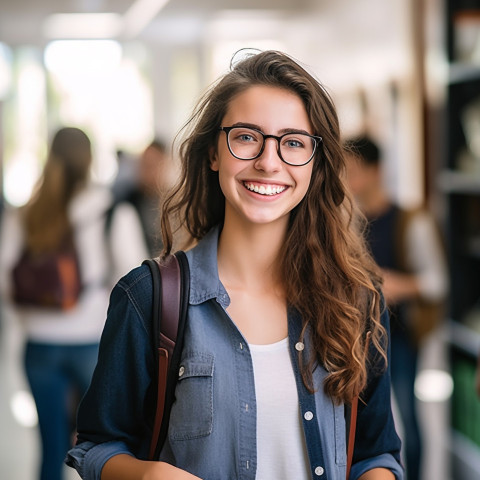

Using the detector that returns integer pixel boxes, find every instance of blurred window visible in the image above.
[2,40,154,206]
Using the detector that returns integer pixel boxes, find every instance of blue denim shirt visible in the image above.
[66,226,403,480]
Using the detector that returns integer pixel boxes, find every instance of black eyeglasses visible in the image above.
[219,126,322,166]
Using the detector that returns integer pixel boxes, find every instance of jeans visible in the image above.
[25,341,99,480]
[390,326,422,480]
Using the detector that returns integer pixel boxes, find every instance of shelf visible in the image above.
[450,430,480,480]
[448,319,480,357]
[437,170,480,194]
[441,4,480,478]
[467,236,480,258]
[449,62,480,84]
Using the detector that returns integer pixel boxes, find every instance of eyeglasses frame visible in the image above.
[218,125,322,167]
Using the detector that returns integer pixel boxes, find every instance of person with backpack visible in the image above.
[66,51,404,480]
[344,135,449,480]
[0,127,148,480]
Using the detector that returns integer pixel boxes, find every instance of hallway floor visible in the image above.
[0,307,452,480]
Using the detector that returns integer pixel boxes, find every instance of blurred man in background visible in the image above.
[345,135,449,480]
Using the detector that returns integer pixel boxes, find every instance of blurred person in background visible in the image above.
[109,139,179,258]
[0,126,147,480]
[345,135,449,480]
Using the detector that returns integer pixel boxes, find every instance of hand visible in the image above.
[102,455,202,480]
[381,269,419,306]
[358,467,395,479]
[142,462,203,480]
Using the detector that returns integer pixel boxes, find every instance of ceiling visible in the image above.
[0,0,309,47]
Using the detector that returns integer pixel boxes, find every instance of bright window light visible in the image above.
[3,50,46,207]
[4,151,40,207]
[44,40,152,183]
[10,390,38,428]
[44,40,122,76]
[414,369,454,403]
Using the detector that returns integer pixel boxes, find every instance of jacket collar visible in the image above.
[185,225,230,308]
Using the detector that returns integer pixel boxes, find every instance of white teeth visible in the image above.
[244,182,286,195]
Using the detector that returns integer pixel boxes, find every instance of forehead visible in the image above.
[222,85,312,132]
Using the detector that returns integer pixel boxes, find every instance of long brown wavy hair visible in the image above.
[23,127,92,255]
[161,50,385,404]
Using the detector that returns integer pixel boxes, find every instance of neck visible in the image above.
[217,217,286,292]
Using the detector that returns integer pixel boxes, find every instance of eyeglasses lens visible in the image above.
[227,127,315,165]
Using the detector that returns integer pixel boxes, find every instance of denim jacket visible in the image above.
[66,226,403,480]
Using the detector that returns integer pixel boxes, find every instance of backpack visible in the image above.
[144,252,359,479]
[143,252,190,460]
[394,207,446,344]
[11,235,82,310]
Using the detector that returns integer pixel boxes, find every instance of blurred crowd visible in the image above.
[0,127,179,480]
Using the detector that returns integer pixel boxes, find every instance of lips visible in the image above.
[243,182,287,196]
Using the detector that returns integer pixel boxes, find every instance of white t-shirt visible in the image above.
[249,337,311,480]
[404,211,448,301]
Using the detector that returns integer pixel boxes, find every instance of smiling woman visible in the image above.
[66,50,404,480]
[211,85,315,229]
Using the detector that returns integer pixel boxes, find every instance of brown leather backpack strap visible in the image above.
[149,348,169,460]
[346,395,358,479]
[158,255,182,347]
[145,254,181,460]
[346,331,371,479]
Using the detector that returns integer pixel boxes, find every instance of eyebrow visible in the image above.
[229,122,313,136]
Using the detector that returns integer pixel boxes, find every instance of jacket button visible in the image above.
[295,342,305,351]
[314,466,324,476]
[304,411,314,421]
[178,366,185,377]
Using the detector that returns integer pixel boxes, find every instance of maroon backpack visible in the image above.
[11,236,82,310]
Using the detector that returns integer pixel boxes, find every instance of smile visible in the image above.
[244,182,287,196]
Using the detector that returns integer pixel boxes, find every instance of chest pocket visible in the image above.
[169,352,215,441]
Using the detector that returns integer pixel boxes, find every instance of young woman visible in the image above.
[66,51,403,480]
[0,127,147,480]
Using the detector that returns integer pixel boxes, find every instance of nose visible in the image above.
[254,137,282,172]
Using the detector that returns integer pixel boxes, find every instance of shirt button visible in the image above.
[314,466,324,476]
[304,411,314,421]
[178,366,185,377]
[295,342,305,351]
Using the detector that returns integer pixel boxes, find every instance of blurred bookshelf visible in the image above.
[434,1,480,478]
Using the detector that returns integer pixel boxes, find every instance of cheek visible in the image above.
[291,167,314,206]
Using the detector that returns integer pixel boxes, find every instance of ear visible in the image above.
[209,147,219,171]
